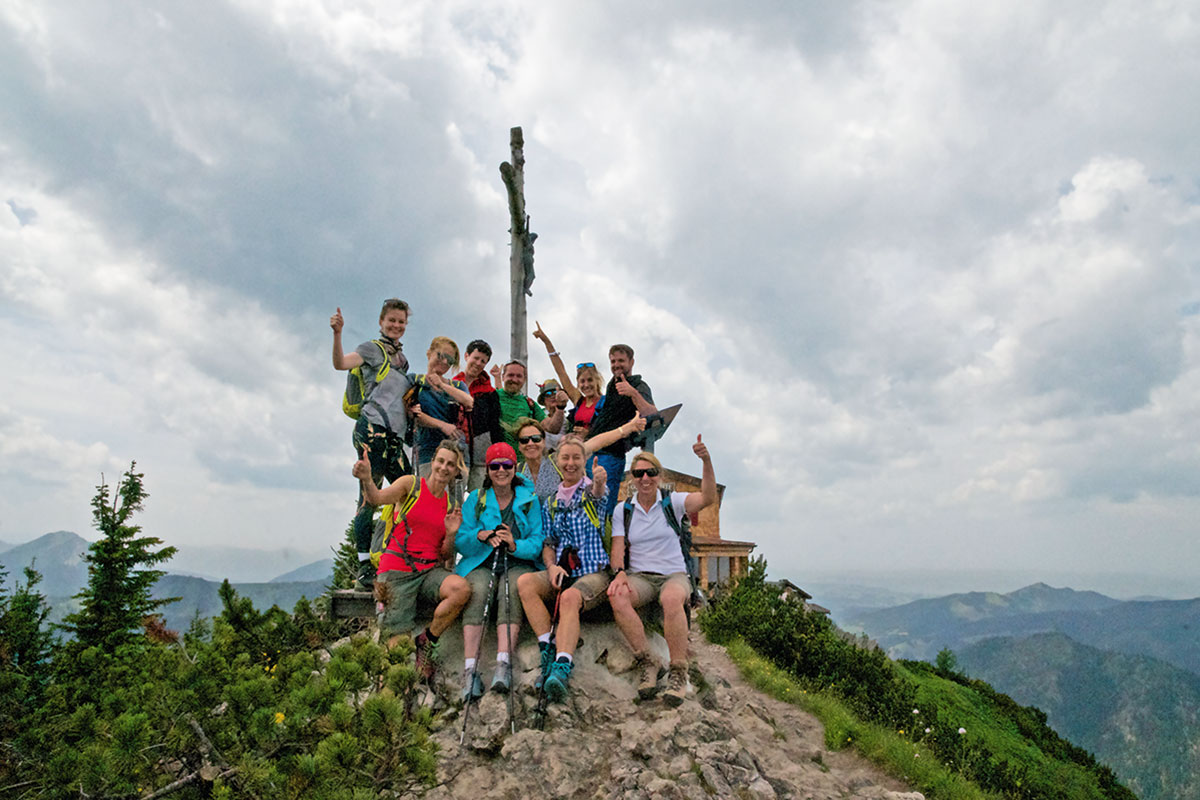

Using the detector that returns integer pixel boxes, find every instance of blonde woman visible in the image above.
[513,414,647,501]
[532,322,605,435]
[410,336,473,478]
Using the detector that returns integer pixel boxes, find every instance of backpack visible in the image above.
[403,374,470,449]
[621,489,703,611]
[343,340,390,420]
[369,479,458,571]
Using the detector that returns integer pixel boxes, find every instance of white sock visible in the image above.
[555,652,573,664]
[357,552,370,561]
[464,657,476,671]
[538,633,551,644]
[496,651,511,664]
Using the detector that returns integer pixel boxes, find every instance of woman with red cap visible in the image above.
[454,441,545,699]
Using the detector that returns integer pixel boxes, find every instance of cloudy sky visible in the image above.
[2,0,1198,595]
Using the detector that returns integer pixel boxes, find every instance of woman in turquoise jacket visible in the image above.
[455,442,544,699]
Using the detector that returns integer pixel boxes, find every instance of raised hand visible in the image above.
[445,507,463,537]
[352,444,372,480]
[628,411,647,434]
[693,434,710,461]
[615,378,638,398]
[330,307,344,334]
[532,320,551,347]
[425,372,446,391]
[592,463,608,492]
[490,364,502,382]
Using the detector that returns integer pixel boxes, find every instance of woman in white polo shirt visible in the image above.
[607,435,717,707]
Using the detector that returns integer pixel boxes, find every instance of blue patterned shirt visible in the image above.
[542,481,610,577]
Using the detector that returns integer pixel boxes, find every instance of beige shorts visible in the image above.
[525,569,612,612]
[625,571,692,609]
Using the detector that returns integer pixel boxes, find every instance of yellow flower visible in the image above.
[274,712,285,725]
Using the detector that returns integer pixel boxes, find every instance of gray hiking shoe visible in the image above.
[490,661,513,694]
[461,671,485,703]
[632,651,661,699]
[663,663,689,707]
[543,658,573,703]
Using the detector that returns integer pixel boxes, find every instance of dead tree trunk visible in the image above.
[499,126,535,366]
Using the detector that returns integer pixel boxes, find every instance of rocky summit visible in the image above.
[415,622,921,800]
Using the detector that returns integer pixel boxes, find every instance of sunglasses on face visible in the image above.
[487,461,515,472]
[518,435,544,444]
[576,362,595,370]
[435,352,455,365]
[631,467,660,479]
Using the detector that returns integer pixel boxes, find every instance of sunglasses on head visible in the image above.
[576,362,595,371]
[518,434,544,444]
[487,461,515,471]
[631,467,660,478]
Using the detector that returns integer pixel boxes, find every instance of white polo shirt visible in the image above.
[622,491,689,575]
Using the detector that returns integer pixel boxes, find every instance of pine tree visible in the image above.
[60,462,179,651]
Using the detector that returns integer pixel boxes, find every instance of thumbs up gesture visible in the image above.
[352,445,372,480]
[692,434,710,462]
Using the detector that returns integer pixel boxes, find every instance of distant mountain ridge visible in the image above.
[960,632,1200,800]
[846,583,1200,676]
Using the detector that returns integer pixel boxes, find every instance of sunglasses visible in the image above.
[487,461,516,471]
[631,467,660,478]
[435,352,455,365]
[576,362,595,370]
[518,435,544,444]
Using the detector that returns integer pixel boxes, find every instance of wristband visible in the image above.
[548,350,559,357]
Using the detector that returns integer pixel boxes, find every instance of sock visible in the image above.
[555,652,573,664]
[464,658,476,671]
[357,552,370,561]
[538,633,551,645]
[496,651,510,664]
[424,627,439,644]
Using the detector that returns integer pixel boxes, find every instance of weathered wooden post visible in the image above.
[500,126,535,366]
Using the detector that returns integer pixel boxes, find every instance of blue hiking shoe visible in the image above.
[534,642,553,691]
[461,671,485,703]
[544,657,573,703]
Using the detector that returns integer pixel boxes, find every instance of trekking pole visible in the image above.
[460,547,500,746]
[502,548,515,734]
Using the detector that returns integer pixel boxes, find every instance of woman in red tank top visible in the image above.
[355,439,471,682]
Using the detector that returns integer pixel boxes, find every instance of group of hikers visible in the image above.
[331,299,718,708]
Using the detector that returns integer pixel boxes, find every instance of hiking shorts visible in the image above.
[625,571,691,610]
[463,561,536,626]
[526,569,611,612]
[378,566,453,637]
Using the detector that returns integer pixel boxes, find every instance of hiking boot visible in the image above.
[543,657,573,703]
[353,559,376,591]
[533,641,553,691]
[490,661,513,694]
[414,631,439,683]
[461,671,485,703]
[663,664,689,707]
[632,651,661,699]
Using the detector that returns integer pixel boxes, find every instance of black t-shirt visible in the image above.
[586,374,653,457]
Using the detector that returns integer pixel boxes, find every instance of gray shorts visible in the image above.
[378,566,453,637]
[626,571,692,609]
[463,561,536,626]
[525,569,612,612]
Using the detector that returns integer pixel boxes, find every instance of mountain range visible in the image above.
[844,582,1200,676]
[959,632,1200,800]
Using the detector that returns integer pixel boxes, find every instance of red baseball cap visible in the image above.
[485,442,518,464]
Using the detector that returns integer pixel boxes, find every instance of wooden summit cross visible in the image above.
[500,126,535,366]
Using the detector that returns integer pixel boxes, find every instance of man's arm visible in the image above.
[615,377,656,415]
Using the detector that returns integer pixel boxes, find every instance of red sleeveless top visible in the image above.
[379,479,449,574]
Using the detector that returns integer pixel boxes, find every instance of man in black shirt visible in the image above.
[586,344,657,516]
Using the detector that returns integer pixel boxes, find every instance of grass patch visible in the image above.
[723,638,999,800]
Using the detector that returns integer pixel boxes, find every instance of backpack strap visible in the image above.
[381,478,440,572]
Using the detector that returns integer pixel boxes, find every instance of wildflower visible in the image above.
[924,727,931,734]
[958,727,966,735]
[912,709,919,715]
[274,712,285,725]
[899,729,905,735]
